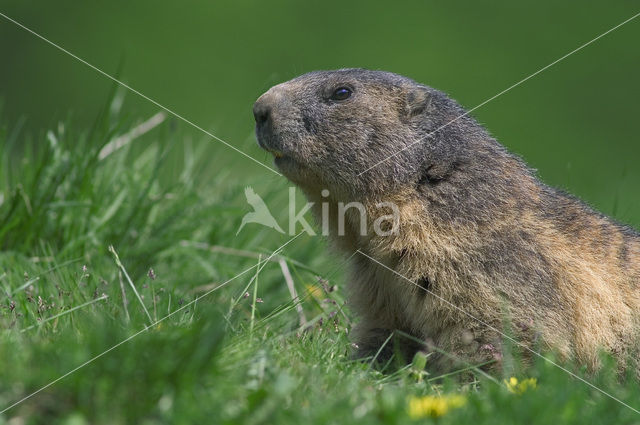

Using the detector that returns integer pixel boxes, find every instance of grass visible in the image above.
[1,102,640,425]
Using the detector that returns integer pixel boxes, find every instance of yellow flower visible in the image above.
[304,284,323,299]
[504,377,537,394]
[408,394,466,419]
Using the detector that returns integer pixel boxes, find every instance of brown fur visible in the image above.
[253,68,640,373]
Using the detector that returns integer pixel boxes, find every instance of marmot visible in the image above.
[253,68,640,373]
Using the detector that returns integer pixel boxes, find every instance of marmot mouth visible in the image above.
[256,134,304,173]
[274,154,294,165]
[266,147,285,158]
[256,134,287,159]
[262,145,291,162]
[273,153,304,177]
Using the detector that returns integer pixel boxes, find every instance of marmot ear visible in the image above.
[405,86,433,118]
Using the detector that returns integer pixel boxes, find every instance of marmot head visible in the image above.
[253,69,517,204]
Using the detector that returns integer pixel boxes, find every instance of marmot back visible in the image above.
[253,68,640,372]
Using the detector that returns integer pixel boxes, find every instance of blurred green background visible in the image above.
[1,3,640,423]
[1,0,639,225]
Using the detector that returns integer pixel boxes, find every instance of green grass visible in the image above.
[1,105,640,425]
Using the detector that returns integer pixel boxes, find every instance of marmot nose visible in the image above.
[253,99,271,126]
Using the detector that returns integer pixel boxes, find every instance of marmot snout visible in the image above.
[254,68,640,373]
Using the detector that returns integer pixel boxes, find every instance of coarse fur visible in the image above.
[253,68,640,373]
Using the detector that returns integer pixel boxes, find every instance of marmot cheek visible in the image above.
[302,113,319,135]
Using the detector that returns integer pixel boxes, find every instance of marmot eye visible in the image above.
[330,87,352,101]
